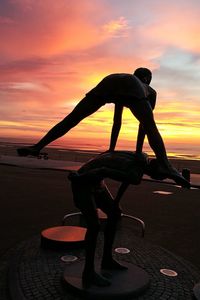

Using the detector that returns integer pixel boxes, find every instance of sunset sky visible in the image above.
[0,0,200,155]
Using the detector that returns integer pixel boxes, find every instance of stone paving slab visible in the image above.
[0,155,82,171]
[2,224,200,300]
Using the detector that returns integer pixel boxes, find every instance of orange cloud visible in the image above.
[103,16,131,37]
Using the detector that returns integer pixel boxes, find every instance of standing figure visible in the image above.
[68,151,166,288]
[17,68,190,188]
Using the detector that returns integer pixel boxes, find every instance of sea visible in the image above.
[0,137,199,161]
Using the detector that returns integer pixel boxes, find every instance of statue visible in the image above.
[68,151,166,288]
[16,68,190,188]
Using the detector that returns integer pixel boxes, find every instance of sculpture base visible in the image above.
[40,226,86,249]
[63,260,150,299]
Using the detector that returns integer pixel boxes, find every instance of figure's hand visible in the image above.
[103,149,115,154]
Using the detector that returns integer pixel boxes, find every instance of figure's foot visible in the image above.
[101,258,128,270]
[17,146,40,157]
[82,271,111,289]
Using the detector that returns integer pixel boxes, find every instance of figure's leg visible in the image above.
[129,100,190,188]
[17,96,103,156]
[73,182,111,288]
[94,182,127,270]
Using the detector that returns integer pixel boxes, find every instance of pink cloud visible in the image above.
[0,0,111,59]
[137,2,200,54]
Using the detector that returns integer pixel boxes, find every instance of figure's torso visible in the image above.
[78,151,149,184]
[86,73,155,106]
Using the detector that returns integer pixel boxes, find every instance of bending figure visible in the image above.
[68,151,166,288]
[17,68,190,188]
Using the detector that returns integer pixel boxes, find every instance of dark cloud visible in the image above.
[0,57,50,72]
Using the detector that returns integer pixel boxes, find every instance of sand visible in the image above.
[0,143,200,270]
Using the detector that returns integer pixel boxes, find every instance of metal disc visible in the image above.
[61,255,78,263]
[115,247,130,254]
[160,269,178,277]
[153,191,173,195]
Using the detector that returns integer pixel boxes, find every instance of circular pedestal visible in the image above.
[41,226,86,249]
[63,260,150,299]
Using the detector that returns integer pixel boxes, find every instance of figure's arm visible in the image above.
[136,89,157,153]
[109,104,123,151]
[136,123,146,154]
[148,89,157,110]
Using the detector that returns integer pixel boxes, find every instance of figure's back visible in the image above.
[78,151,148,176]
[86,73,151,103]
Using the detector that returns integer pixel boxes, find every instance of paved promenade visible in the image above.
[0,156,200,299]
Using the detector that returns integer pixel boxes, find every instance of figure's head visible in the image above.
[145,159,168,180]
[134,67,152,85]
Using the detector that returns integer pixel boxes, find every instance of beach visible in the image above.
[0,142,200,271]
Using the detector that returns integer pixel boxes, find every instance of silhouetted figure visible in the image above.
[17,68,190,188]
[68,151,168,288]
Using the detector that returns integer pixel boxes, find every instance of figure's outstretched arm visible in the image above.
[109,104,123,151]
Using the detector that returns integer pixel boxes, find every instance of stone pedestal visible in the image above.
[63,260,150,299]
